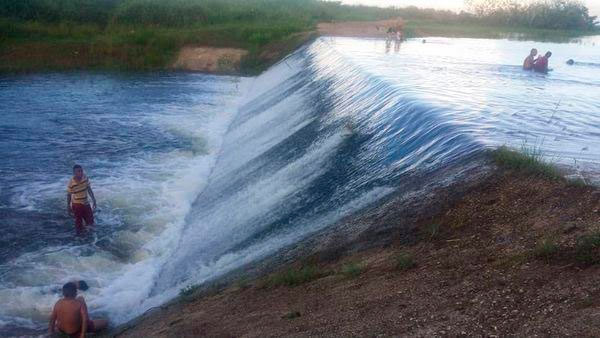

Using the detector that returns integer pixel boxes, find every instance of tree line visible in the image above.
[0,0,395,26]
[464,0,598,31]
[0,0,597,31]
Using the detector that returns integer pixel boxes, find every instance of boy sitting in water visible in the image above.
[49,282,107,338]
[523,48,538,70]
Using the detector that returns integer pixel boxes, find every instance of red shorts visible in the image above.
[72,203,94,231]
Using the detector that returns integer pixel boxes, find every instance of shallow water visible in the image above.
[1,36,599,332]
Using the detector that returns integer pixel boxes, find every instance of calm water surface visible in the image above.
[322,36,600,169]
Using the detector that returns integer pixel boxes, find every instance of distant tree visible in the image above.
[464,0,598,30]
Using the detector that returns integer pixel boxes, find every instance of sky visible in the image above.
[338,0,600,17]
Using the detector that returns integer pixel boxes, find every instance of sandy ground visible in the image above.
[112,166,600,337]
[172,47,248,73]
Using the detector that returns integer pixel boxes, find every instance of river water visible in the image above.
[0,36,599,332]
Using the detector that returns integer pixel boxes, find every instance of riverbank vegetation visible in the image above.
[1,0,598,73]
[465,0,598,31]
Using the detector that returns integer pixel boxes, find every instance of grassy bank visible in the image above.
[403,19,596,42]
[2,19,595,74]
[111,149,600,337]
[1,0,598,74]
[0,18,313,73]
[0,0,396,74]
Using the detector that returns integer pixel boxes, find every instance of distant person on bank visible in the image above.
[49,282,108,337]
[523,48,538,70]
[533,51,552,73]
[67,165,96,233]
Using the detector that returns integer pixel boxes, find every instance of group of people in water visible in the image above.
[49,165,107,337]
[385,26,403,52]
[523,48,552,73]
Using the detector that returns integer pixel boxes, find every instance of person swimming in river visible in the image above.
[533,51,552,73]
[51,280,89,295]
[67,165,96,233]
[523,48,538,70]
[49,282,107,338]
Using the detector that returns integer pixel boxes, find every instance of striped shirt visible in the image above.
[67,176,91,205]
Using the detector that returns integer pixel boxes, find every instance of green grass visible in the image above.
[426,223,441,239]
[567,177,590,188]
[493,252,529,269]
[0,18,311,73]
[575,232,600,265]
[264,265,329,288]
[178,281,226,302]
[339,261,364,278]
[492,146,562,180]
[395,252,416,271]
[282,311,301,319]
[235,275,251,289]
[533,237,559,261]
[403,20,595,42]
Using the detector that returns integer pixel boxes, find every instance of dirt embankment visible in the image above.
[112,158,600,337]
[172,47,248,73]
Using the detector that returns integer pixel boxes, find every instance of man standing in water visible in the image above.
[523,48,538,70]
[49,282,108,337]
[67,165,96,233]
[533,51,552,73]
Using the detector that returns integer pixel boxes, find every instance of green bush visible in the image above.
[339,262,364,278]
[575,232,600,264]
[492,146,562,180]
[265,265,328,288]
[533,237,559,261]
[395,252,416,271]
[426,223,441,239]
[567,177,589,188]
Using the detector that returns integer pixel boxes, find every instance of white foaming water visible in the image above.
[165,185,394,296]
[0,76,252,329]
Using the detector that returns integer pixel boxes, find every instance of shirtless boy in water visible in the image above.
[49,282,107,338]
[523,48,538,70]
